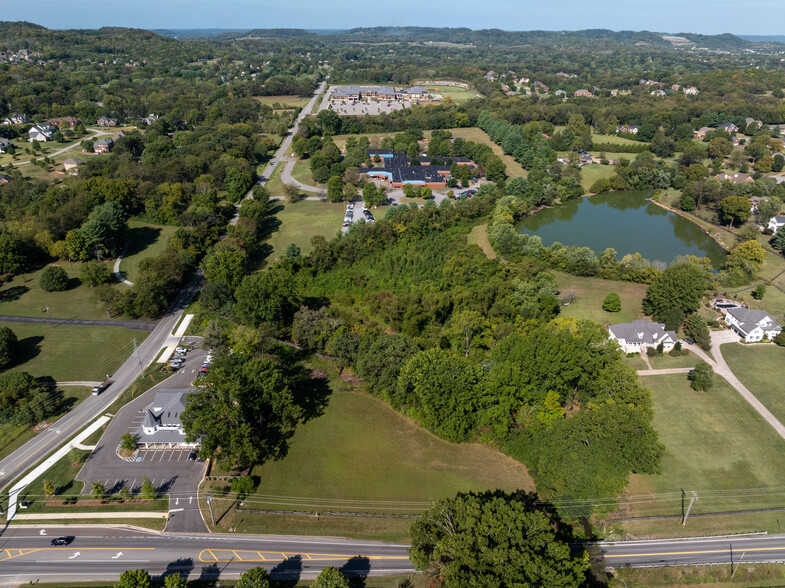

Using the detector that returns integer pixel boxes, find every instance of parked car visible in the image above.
[683,338,694,345]
[175,346,187,354]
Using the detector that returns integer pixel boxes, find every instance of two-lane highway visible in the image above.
[0,526,414,584]
[601,533,785,567]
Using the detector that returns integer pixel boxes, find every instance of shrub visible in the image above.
[602,292,621,312]
[231,475,257,500]
[39,265,69,292]
[646,347,657,357]
[688,362,714,391]
[120,433,137,452]
[751,284,767,300]
[774,332,785,347]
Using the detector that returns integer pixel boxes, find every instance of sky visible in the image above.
[2,0,784,36]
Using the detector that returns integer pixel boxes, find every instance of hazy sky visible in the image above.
[3,0,783,35]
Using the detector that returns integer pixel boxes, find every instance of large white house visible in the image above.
[608,320,677,354]
[769,216,785,234]
[137,389,199,448]
[725,307,782,342]
[28,123,55,142]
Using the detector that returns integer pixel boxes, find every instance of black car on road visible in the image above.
[51,536,74,546]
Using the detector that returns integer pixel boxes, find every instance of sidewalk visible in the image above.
[13,512,166,520]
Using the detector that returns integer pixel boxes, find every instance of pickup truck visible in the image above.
[91,379,111,396]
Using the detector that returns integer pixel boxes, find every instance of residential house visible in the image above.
[533,81,549,93]
[574,89,592,97]
[717,122,739,134]
[616,125,640,135]
[768,216,785,234]
[683,86,699,95]
[47,116,80,128]
[2,113,31,125]
[671,84,681,91]
[28,123,55,142]
[143,114,159,125]
[555,90,567,97]
[137,389,200,448]
[93,137,114,154]
[96,116,119,127]
[695,126,713,139]
[608,320,677,354]
[715,172,754,184]
[0,173,11,185]
[650,89,667,97]
[725,307,782,342]
[484,70,497,81]
[0,137,11,153]
[63,157,85,175]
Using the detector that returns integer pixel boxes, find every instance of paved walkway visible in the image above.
[637,368,693,375]
[0,314,155,331]
[114,245,134,286]
[683,331,785,441]
[13,512,166,520]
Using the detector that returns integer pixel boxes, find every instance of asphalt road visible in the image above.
[0,526,414,584]
[601,534,785,567]
[0,272,202,494]
[76,344,209,533]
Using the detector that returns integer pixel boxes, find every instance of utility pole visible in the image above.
[682,491,698,526]
[732,550,745,579]
[207,490,215,526]
[133,338,144,379]
[45,305,52,328]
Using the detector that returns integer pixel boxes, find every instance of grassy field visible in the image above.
[722,344,785,423]
[581,163,618,191]
[427,85,479,101]
[253,95,311,109]
[467,223,496,259]
[330,131,400,151]
[0,264,119,321]
[119,220,179,283]
[622,354,648,370]
[551,271,648,326]
[267,201,344,260]
[649,350,702,369]
[291,158,320,187]
[628,374,785,518]
[0,386,90,462]
[264,161,286,197]
[0,321,146,381]
[591,133,642,145]
[207,361,534,541]
[613,563,785,587]
[428,127,528,178]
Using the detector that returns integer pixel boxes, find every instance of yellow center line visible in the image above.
[606,546,785,558]
[198,549,409,563]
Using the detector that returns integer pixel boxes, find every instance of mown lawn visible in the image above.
[581,163,617,191]
[230,365,534,520]
[253,95,311,109]
[629,374,785,516]
[591,133,643,145]
[722,344,785,424]
[551,271,648,326]
[119,220,179,283]
[263,161,286,198]
[291,158,319,187]
[467,223,496,259]
[267,201,345,260]
[0,321,147,381]
[0,263,117,321]
[427,85,479,101]
[649,350,701,369]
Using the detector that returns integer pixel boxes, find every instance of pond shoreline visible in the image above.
[646,197,732,253]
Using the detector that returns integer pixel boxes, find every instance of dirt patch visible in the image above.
[339,369,363,384]
[308,368,328,380]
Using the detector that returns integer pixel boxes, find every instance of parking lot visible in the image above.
[76,342,210,532]
[341,201,375,234]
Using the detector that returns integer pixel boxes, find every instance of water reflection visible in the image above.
[516,190,727,268]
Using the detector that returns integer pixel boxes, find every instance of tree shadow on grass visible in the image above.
[16,335,43,365]
[0,285,28,303]
[125,225,162,257]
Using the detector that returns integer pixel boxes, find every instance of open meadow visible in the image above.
[119,220,179,283]
[550,270,648,325]
[722,344,785,423]
[267,201,344,260]
[628,373,785,518]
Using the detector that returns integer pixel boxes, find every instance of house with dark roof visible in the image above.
[93,137,114,154]
[28,123,55,142]
[0,137,11,153]
[725,307,782,342]
[137,389,199,448]
[97,116,119,127]
[2,113,31,125]
[0,173,12,185]
[608,320,677,354]
[717,122,739,134]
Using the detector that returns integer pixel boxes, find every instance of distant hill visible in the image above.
[152,29,249,39]
[740,35,785,44]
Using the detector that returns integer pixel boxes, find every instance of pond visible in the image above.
[516,190,727,268]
